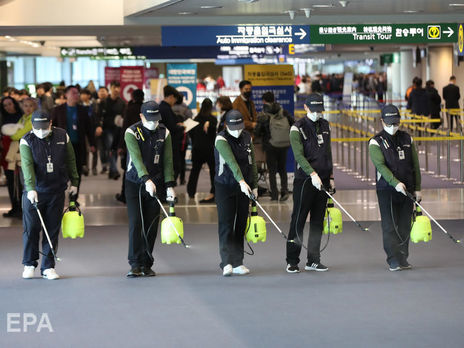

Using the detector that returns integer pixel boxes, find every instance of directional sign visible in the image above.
[310,23,458,44]
[162,25,310,47]
[60,47,145,60]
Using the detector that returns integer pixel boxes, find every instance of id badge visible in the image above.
[154,154,160,164]
[398,150,405,160]
[46,162,54,173]
[317,134,324,145]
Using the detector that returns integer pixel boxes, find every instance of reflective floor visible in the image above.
[1,170,463,227]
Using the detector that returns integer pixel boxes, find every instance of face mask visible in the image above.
[243,91,252,99]
[228,128,242,138]
[384,124,399,136]
[142,120,158,130]
[307,112,322,122]
[33,128,51,139]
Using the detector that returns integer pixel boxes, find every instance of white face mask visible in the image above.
[384,124,399,136]
[33,128,51,139]
[142,120,158,130]
[307,111,322,122]
[228,128,242,138]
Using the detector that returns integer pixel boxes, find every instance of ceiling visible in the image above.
[0,0,462,56]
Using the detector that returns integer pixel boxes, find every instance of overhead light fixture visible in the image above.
[312,4,335,8]
[178,11,195,15]
[402,9,422,13]
[449,3,464,6]
[300,8,311,18]
[238,0,259,3]
[284,10,296,20]
[339,1,349,7]
[200,5,223,9]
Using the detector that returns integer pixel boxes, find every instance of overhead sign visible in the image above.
[167,64,197,109]
[162,25,310,46]
[310,23,458,44]
[60,47,145,60]
[458,24,464,56]
[217,45,282,60]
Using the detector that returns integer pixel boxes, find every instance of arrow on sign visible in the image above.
[443,27,454,38]
[295,28,307,40]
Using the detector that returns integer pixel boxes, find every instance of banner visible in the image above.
[144,68,159,90]
[120,67,144,102]
[104,67,120,89]
[244,64,295,172]
[167,63,197,109]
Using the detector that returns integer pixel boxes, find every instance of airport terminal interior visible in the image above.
[1,1,464,347]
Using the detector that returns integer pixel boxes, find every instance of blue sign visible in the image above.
[167,64,197,109]
[162,25,310,46]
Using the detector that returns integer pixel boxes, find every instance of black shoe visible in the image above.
[400,262,412,270]
[115,193,126,204]
[109,172,120,180]
[199,197,215,203]
[92,168,98,176]
[286,264,300,273]
[389,262,402,272]
[280,193,290,202]
[126,267,143,278]
[141,267,156,277]
[100,167,108,174]
[3,209,21,218]
[305,262,328,272]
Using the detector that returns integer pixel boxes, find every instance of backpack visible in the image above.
[269,109,290,148]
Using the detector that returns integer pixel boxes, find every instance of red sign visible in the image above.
[104,67,120,89]
[120,67,144,102]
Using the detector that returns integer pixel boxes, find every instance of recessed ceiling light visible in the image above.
[238,0,259,3]
[200,5,223,9]
[449,3,464,6]
[402,9,422,13]
[178,11,195,15]
[312,4,335,8]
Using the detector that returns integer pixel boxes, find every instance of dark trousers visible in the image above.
[5,169,21,212]
[376,189,413,267]
[179,148,187,183]
[22,191,65,271]
[215,182,249,268]
[125,180,160,268]
[286,178,328,265]
[448,113,460,132]
[187,150,215,196]
[103,130,119,175]
[265,145,289,199]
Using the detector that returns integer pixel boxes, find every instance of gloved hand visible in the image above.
[145,180,156,197]
[166,187,176,202]
[27,190,38,204]
[310,172,322,191]
[252,188,258,200]
[414,191,422,203]
[329,178,336,194]
[239,180,252,198]
[395,182,407,196]
[68,186,78,196]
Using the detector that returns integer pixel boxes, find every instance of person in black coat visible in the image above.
[425,80,442,130]
[442,76,461,131]
[407,78,429,117]
[187,98,217,202]
[50,85,95,194]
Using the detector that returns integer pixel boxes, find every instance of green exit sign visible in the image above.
[310,23,457,44]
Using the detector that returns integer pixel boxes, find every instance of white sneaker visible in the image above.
[22,266,35,279]
[232,265,250,275]
[223,264,233,277]
[42,268,60,280]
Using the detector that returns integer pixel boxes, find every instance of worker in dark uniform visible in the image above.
[20,110,79,280]
[286,93,334,274]
[124,101,176,278]
[369,104,421,271]
[214,110,258,277]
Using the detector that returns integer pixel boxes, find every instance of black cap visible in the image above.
[31,110,50,130]
[305,93,324,112]
[381,104,401,125]
[141,101,161,121]
[225,110,244,131]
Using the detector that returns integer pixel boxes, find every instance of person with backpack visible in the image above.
[254,92,294,201]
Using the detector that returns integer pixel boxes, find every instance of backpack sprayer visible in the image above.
[153,194,190,248]
[406,192,461,245]
[61,194,85,239]
[33,203,61,262]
